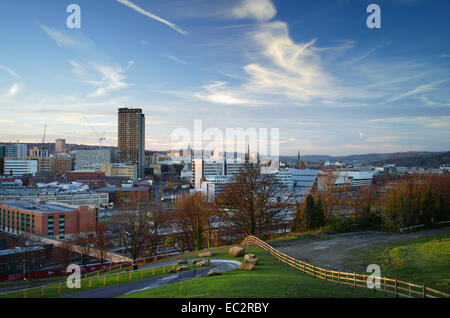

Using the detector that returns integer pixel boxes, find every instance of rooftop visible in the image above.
[0,201,78,213]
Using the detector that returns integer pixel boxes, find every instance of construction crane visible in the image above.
[83,116,106,147]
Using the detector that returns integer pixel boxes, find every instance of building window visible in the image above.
[48,216,54,237]
[32,215,35,234]
[25,214,30,232]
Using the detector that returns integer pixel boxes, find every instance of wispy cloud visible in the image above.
[69,60,133,97]
[165,54,187,65]
[387,79,448,102]
[0,65,20,78]
[194,81,248,105]
[117,0,187,35]
[40,24,87,50]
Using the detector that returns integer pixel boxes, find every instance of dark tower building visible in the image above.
[118,107,145,179]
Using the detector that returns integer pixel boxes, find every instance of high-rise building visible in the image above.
[55,138,66,153]
[5,143,27,158]
[118,107,145,178]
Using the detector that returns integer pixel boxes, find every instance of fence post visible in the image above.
[117,274,120,282]
[129,272,132,280]
[41,287,44,297]
[141,271,144,278]
[313,266,316,278]
[104,277,106,286]
[423,285,426,298]
[354,273,356,287]
[89,279,92,288]
[409,282,411,297]
[395,279,398,298]
[338,271,340,283]
[325,269,327,280]
[58,284,61,296]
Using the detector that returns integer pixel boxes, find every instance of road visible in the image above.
[63,258,241,298]
[270,227,450,272]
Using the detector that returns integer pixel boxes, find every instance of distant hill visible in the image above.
[281,151,449,168]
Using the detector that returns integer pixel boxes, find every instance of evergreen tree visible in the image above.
[303,195,316,230]
[315,197,325,228]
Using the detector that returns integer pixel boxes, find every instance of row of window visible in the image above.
[0,209,35,234]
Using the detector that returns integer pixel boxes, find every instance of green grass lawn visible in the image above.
[343,232,450,293]
[120,247,393,298]
[2,263,203,298]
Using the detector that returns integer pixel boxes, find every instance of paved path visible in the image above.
[271,227,450,272]
[63,259,241,298]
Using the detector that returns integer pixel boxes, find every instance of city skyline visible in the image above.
[1,0,449,156]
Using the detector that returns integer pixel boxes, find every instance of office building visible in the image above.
[100,163,137,181]
[5,143,27,158]
[0,201,98,240]
[55,139,66,153]
[54,157,73,175]
[4,160,38,176]
[118,107,145,179]
[74,149,113,170]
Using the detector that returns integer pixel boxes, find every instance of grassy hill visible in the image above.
[120,247,392,298]
[344,232,450,293]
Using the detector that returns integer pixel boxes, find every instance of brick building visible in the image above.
[0,201,98,240]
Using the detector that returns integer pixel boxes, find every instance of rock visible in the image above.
[239,261,256,271]
[176,265,190,271]
[206,268,222,277]
[229,246,245,257]
[197,259,210,267]
[244,254,259,265]
[168,267,176,273]
[177,259,187,265]
[199,251,212,257]
[191,260,200,264]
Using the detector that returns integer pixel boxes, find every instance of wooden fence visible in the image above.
[241,235,449,299]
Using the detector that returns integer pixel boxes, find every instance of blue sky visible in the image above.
[0,0,449,156]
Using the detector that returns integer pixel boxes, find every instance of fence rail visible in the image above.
[241,235,449,299]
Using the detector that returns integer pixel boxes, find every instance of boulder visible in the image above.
[244,254,259,265]
[199,251,212,257]
[229,246,245,257]
[239,261,256,271]
[177,259,187,265]
[197,259,210,267]
[176,265,190,272]
[206,268,222,277]
[191,260,200,264]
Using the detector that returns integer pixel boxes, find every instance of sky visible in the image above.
[0,0,449,156]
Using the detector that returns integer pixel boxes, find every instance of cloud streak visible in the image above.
[117,0,187,35]
[0,65,20,78]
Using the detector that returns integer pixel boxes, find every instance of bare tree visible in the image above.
[113,203,168,263]
[16,234,43,279]
[215,162,289,239]
[52,240,75,269]
[93,222,111,267]
[74,234,94,269]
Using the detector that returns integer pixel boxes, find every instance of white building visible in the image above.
[4,159,38,176]
[74,149,114,170]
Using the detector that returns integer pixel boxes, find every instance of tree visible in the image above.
[52,240,75,269]
[216,162,289,239]
[16,234,43,279]
[113,203,168,262]
[93,222,111,267]
[74,233,94,269]
[172,192,212,251]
